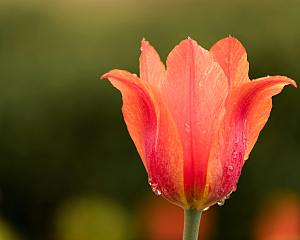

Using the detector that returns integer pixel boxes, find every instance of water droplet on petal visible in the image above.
[148,178,162,196]
[154,188,162,196]
[217,198,226,206]
[217,190,234,207]
[203,206,210,211]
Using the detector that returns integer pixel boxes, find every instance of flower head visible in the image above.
[101,37,296,210]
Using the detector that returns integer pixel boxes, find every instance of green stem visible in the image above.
[183,209,202,240]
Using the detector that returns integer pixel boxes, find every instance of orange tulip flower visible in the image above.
[101,37,296,211]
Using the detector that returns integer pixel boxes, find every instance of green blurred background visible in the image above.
[0,0,299,239]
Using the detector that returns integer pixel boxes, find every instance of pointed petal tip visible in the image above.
[290,78,297,88]
[218,35,243,45]
[227,34,237,40]
[287,78,297,88]
[211,35,245,50]
[100,70,117,80]
[100,69,130,80]
[140,38,151,52]
[269,76,297,88]
[293,81,297,88]
[224,34,235,40]
[187,36,196,43]
[100,72,109,79]
[175,37,198,49]
[141,37,148,45]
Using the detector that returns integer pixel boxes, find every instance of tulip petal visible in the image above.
[205,75,296,204]
[242,76,297,159]
[139,39,166,88]
[210,36,250,90]
[163,38,228,205]
[101,70,186,207]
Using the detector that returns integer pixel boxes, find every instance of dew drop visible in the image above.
[154,188,162,196]
[217,199,225,206]
[203,206,210,211]
[148,177,153,184]
[185,123,191,133]
[217,191,233,207]
[148,178,162,196]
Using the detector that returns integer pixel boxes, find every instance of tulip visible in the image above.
[101,37,296,240]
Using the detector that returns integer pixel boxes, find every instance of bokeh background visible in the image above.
[0,0,299,239]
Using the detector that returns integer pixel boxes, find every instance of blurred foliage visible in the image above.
[0,218,20,240]
[0,0,299,239]
[54,196,132,240]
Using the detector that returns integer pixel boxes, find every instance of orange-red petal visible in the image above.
[139,39,166,88]
[210,36,250,90]
[101,70,186,207]
[205,75,296,205]
[242,76,297,159]
[162,38,228,206]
